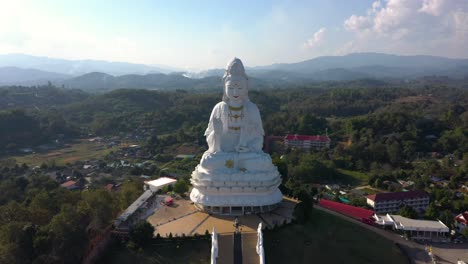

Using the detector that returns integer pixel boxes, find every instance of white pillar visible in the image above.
[211,227,218,264]
[257,223,265,264]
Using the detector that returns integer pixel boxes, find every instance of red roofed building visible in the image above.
[367,190,429,214]
[319,199,374,221]
[455,211,468,233]
[61,180,79,190]
[105,183,116,192]
[284,134,330,150]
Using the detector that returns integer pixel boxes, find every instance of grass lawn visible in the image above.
[336,168,369,186]
[2,139,119,166]
[360,187,382,195]
[264,209,409,264]
[100,239,210,264]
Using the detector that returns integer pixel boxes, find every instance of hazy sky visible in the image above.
[1,0,467,70]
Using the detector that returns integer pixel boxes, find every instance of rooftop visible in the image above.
[455,211,468,225]
[105,183,115,192]
[115,189,155,223]
[61,180,77,188]
[145,177,177,189]
[319,199,374,220]
[284,134,330,142]
[367,190,428,202]
[388,214,449,232]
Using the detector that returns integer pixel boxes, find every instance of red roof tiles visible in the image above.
[105,184,115,192]
[61,180,77,188]
[455,211,468,225]
[284,134,330,142]
[319,199,374,220]
[367,190,428,202]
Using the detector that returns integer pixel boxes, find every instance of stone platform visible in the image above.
[145,196,297,237]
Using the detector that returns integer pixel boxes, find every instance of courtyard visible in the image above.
[145,196,297,237]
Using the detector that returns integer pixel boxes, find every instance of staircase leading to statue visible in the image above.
[215,232,246,264]
[217,234,234,264]
[211,222,265,264]
[242,232,259,264]
[233,232,243,264]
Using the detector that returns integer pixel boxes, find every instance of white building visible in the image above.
[367,190,429,214]
[144,177,177,192]
[284,134,330,150]
[386,214,449,241]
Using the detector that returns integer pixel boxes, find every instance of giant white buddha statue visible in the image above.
[190,58,282,215]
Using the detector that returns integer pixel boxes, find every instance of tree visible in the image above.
[350,197,367,207]
[398,205,417,219]
[46,205,87,261]
[80,189,116,230]
[462,227,468,238]
[118,181,142,210]
[173,179,189,195]
[293,202,307,224]
[0,223,36,264]
[130,221,154,247]
[438,210,453,228]
[387,142,402,165]
[424,203,438,220]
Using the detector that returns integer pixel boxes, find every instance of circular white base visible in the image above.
[190,187,283,207]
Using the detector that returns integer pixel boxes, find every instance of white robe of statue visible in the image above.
[205,101,264,153]
[189,58,283,209]
[199,58,273,172]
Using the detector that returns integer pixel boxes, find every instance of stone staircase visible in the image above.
[242,232,259,264]
[215,231,259,264]
[233,232,243,264]
[216,234,234,264]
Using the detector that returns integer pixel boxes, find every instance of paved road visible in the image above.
[316,205,468,264]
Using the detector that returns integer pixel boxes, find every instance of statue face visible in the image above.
[225,80,247,102]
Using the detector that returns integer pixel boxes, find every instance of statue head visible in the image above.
[222,58,249,103]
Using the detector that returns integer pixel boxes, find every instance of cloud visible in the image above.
[344,15,372,32]
[304,28,327,49]
[340,0,468,58]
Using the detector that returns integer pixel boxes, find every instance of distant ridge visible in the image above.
[0,67,70,85]
[251,52,468,79]
[1,52,468,90]
[0,53,180,76]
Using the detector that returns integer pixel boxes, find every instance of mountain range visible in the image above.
[1,52,468,91]
[0,54,177,76]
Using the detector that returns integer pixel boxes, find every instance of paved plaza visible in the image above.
[145,196,297,237]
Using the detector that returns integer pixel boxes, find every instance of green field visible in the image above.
[264,209,409,264]
[360,187,382,195]
[336,168,369,185]
[1,139,120,166]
